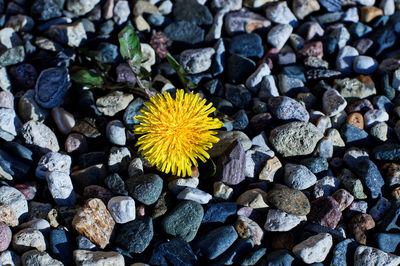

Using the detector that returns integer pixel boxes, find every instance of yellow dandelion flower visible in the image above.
[134,89,224,177]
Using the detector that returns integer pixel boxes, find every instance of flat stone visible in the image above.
[96,91,133,116]
[292,233,333,264]
[264,209,306,232]
[177,188,212,204]
[73,250,124,265]
[267,185,310,216]
[284,163,317,190]
[269,121,324,157]
[268,96,309,122]
[12,228,46,253]
[179,48,215,74]
[72,198,115,249]
[209,131,252,158]
[21,250,62,266]
[218,140,245,185]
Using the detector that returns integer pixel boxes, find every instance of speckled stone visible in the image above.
[308,196,342,229]
[267,185,311,216]
[72,198,115,249]
[349,213,375,245]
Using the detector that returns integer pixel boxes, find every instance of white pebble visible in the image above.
[264,209,306,231]
[177,187,212,204]
[107,196,136,224]
[364,109,389,128]
[292,233,333,264]
[46,171,75,206]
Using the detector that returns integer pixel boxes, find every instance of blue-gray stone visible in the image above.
[104,173,128,196]
[164,21,204,45]
[267,96,309,122]
[123,98,145,130]
[0,149,30,180]
[241,248,267,266]
[192,226,238,260]
[99,20,115,36]
[340,124,370,147]
[49,229,74,265]
[2,141,34,165]
[210,38,225,76]
[126,174,163,205]
[330,239,358,266]
[227,54,256,84]
[300,157,329,173]
[78,151,106,169]
[210,238,254,265]
[319,0,341,12]
[267,249,295,266]
[76,236,98,251]
[116,216,154,253]
[376,233,400,253]
[202,202,237,223]
[373,95,395,113]
[370,27,396,56]
[379,200,400,231]
[173,0,213,26]
[31,0,62,21]
[96,43,119,64]
[225,84,251,109]
[210,97,234,115]
[373,143,400,162]
[161,200,204,242]
[229,33,264,58]
[350,159,384,199]
[282,66,306,83]
[349,23,372,38]
[232,109,249,130]
[203,79,224,96]
[34,67,71,109]
[149,237,199,266]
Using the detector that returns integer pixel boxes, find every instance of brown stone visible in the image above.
[357,75,375,89]
[0,203,18,227]
[348,213,375,245]
[346,112,364,130]
[267,185,310,216]
[259,156,282,182]
[298,41,323,58]
[237,189,269,209]
[392,187,400,199]
[272,232,294,250]
[382,163,400,187]
[360,6,383,23]
[72,198,115,249]
[152,192,168,219]
[235,216,264,246]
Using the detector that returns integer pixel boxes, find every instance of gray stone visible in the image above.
[21,120,59,156]
[106,120,126,146]
[0,108,19,141]
[108,146,131,172]
[259,75,279,100]
[0,46,25,67]
[113,0,130,25]
[264,209,306,231]
[36,152,71,180]
[46,22,87,47]
[209,131,252,158]
[245,146,275,178]
[218,140,246,185]
[284,163,317,190]
[18,90,49,122]
[265,1,298,26]
[322,89,347,117]
[0,67,11,91]
[292,233,333,264]
[353,56,378,74]
[46,171,75,206]
[107,196,136,224]
[267,96,310,122]
[267,24,293,50]
[269,122,324,157]
[336,46,359,74]
[314,176,339,198]
[126,174,163,205]
[67,0,100,16]
[0,186,28,222]
[354,246,400,266]
[73,250,124,265]
[12,228,46,253]
[96,91,134,116]
[245,63,270,93]
[177,188,212,204]
[179,48,215,74]
[21,250,62,266]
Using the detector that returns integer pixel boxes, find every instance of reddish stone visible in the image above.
[348,213,375,245]
[298,41,323,58]
[346,112,364,130]
[218,140,246,185]
[83,185,114,204]
[332,189,354,211]
[137,205,146,216]
[15,183,37,201]
[308,196,342,229]
[346,99,374,113]
[65,133,88,153]
[150,31,171,59]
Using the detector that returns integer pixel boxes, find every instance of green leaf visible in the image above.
[118,25,142,68]
[71,69,105,89]
[166,53,197,89]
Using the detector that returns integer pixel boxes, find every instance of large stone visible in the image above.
[264,209,306,231]
[269,122,324,157]
[115,216,154,253]
[96,91,133,116]
[21,250,62,266]
[292,233,333,264]
[67,0,100,16]
[0,186,28,222]
[209,131,252,158]
[267,185,310,216]
[73,250,124,265]
[354,246,400,266]
[21,120,59,156]
[46,22,87,47]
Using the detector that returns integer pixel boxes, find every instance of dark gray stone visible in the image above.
[229,33,264,58]
[218,140,246,185]
[126,173,163,205]
[173,0,213,26]
[164,21,204,45]
[116,216,154,253]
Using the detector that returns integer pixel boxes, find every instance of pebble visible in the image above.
[264,209,306,232]
[49,229,74,265]
[267,185,311,216]
[149,237,198,266]
[105,120,126,146]
[21,250,62,266]
[354,245,400,265]
[336,46,359,74]
[364,109,389,128]
[284,163,317,190]
[67,0,100,15]
[332,189,354,211]
[107,196,135,224]
[209,131,252,158]
[36,152,71,180]
[322,89,347,117]
[164,21,204,44]
[96,91,133,116]
[313,176,339,198]
[161,200,203,241]
[330,238,358,266]
[269,122,324,157]
[192,225,238,260]
[0,250,20,266]
[353,56,378,74]
[115,216,153,253]
[0,186,28,222]
[292,0,320,19]
[235,215,263,245]
[227,54,256,84]
[308,196,342,229]
[268,96,309,122]
[292,233,333,264]
[0,222,11,252]
[173,0,213,26]
[244,145,274,178]
[349,213,375,244]
[46,171,75,206]
[65,133,88,153]
[376,232,400,253]
[236,188,269,209]
[267,24,293,50]
[0,108,19,141]
[72,198,115,249]
[21,120,59,156]
[126,174,163,205]
[73,250,124,265]
[0,204,18,227]
[12,228,46,253]
[108,146,131,172]
[177,188,212,204]
[265,1,298,26]
[229,33,264,58]
[213,181,233,200]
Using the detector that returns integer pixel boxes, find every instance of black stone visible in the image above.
[116,216,154,253]
[149,237,199,266]
[226,54,256,84]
